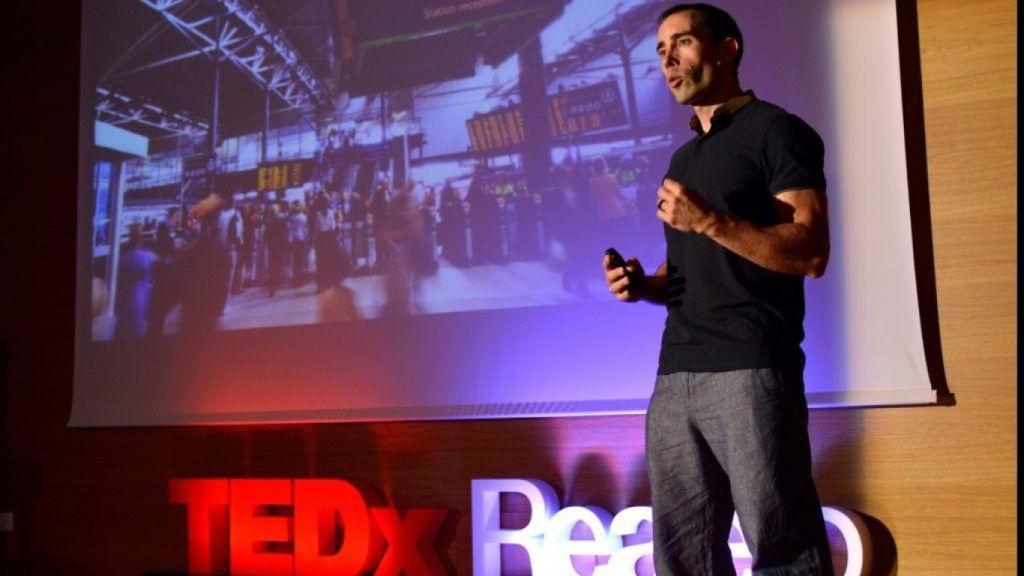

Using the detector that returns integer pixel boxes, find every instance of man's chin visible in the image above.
[673,92,694,105]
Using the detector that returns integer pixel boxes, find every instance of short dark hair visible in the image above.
[658,3,744,76]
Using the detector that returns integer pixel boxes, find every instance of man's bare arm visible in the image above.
[657,180,829,278]
[705,188,829,277]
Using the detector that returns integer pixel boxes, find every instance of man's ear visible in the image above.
[719,37,740,67]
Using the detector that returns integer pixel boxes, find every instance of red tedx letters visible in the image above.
[169,478,448,576]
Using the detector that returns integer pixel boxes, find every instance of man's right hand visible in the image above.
[603,254,645,302]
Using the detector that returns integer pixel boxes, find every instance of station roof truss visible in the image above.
[129,0,330,109]
[96,86,210,137]
[97,0,334,141]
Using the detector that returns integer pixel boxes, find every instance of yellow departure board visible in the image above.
[257,161,305,192]
[466,81,627,153]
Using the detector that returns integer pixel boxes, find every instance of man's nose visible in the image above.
[661,50,678,70]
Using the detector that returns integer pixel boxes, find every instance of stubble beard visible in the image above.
[671,64,704,105]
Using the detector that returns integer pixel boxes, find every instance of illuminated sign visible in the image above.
[467,107,527,152]
[169,476,872,575]
[181,154,216,199]
[257,160,310,192]
[348,0,564,45]
[169,478,448,575]
[548,81,628,138]
[182,154,216,181]
[467,81,628,152]
[471,478,873,576]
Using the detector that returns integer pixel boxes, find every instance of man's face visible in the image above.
[656,11,722,105]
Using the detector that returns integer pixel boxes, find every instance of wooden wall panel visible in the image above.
[806,0,1018,573]
[0,0,1016,574]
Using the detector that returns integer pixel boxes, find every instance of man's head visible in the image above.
[126,222,143,246]
[656,3,743,105]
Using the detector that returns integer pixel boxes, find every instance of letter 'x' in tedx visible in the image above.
[371,507,449,575]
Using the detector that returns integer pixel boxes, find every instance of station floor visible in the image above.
[93,259,608,340]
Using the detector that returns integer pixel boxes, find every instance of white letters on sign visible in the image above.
[471,478,872,576]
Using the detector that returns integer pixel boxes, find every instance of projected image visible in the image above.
[85,0,678,340]
[76,0,936,425]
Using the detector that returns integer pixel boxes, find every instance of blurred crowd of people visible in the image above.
[548,152,657,296]
[107,181,418,337]
[101,149,657,338]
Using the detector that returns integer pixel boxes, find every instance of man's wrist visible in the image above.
[637,273,668,303]
[701,209,730,238]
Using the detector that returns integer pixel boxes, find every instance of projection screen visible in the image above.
[72,0,938,426]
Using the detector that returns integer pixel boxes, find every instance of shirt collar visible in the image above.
[689,90,756,135]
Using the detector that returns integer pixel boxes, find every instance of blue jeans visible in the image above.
[646,368,834,575]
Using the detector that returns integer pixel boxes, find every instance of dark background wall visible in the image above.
[0,0,1016,574]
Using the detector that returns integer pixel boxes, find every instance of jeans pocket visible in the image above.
[755,367,784,396]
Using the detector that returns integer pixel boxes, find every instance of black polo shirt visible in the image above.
[658,94,826,374]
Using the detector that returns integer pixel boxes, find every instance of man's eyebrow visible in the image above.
[656,31,695,53]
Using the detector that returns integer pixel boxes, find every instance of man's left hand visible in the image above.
[656,178,721,235]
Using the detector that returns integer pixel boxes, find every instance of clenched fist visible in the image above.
[656,178,721,234]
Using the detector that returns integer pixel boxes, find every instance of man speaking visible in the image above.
[603,4,834,574]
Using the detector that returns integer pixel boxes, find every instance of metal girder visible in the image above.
[134,0,330,109]
[544,3,662,81]
[487,1,663,99]
[96,87,209,137]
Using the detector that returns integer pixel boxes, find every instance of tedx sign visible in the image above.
[472,479,872,576]
[169,478,447,575]
[169,477,871,575]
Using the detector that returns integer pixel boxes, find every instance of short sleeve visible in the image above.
[762,114,826,195]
